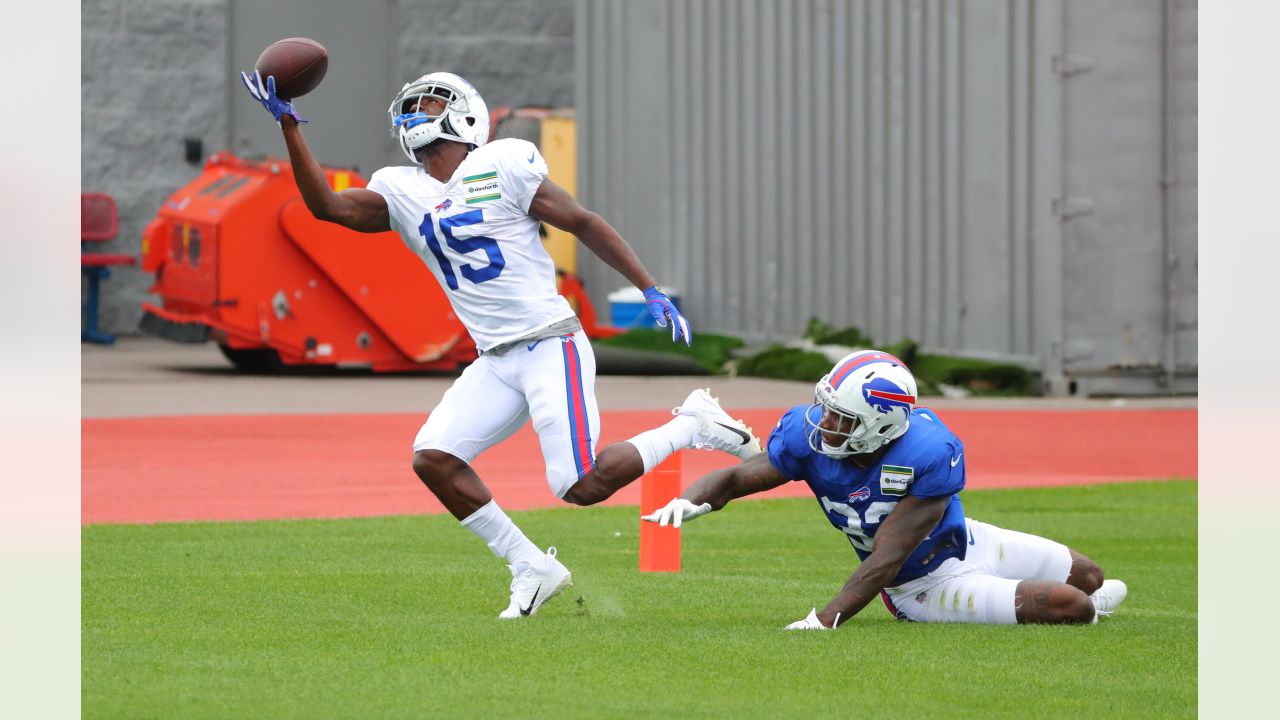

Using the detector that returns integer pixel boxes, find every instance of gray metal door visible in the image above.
[1057,0,1197,395]
[229,0,400,175]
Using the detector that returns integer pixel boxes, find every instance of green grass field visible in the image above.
[83,481,1196,719]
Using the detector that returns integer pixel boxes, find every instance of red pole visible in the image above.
[639,451,682,572]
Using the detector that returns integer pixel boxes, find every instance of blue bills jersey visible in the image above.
[767,405,968,585]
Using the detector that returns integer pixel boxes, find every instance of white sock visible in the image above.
[460,500,543,567]
[626,415,699,473]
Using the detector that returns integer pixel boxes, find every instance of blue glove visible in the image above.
[240,69,307,126]
[643,286,692,346]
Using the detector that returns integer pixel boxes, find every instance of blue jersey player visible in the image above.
[644,350,1129,628]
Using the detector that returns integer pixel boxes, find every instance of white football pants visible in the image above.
[880,518,1074,624]
[413,330,600,498]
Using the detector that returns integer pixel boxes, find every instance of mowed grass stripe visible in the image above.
[83,481,1196,719]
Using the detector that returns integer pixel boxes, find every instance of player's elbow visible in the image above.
[567,209,603,238]
[304,195,338,223]
[312,198,367,231]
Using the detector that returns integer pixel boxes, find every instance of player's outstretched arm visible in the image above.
[529,179,692,345]
[240,70,390,233]
[279,119,391,233]
[643,454,789,526]
[529,179,655,289]
[813,495,949,628]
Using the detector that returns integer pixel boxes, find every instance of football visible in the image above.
[253,37,328,100]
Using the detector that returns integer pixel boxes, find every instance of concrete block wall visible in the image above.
[82,0,575,337]
[81,0,229,336]
[398,0,574,109]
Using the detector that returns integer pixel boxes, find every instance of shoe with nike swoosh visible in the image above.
[1089,579,1128,620]
[673,388,762,461]
[498,547,572,620]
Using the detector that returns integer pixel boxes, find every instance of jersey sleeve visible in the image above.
[366,167,392,196]
[365,167,409,238]
[908,437,966,499]
[491,139,549,213]
[765,406,812,480]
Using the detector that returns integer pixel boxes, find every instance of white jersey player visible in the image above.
[242,69,764,619]
[366,137,574,353]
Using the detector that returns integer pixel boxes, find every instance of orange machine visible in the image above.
[140,152,618,372]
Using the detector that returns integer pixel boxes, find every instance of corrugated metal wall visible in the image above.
[574,0,1197,395]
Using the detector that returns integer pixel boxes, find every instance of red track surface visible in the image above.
[82,407,1196,525]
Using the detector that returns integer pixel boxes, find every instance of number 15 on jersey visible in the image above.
[417,209,506,290]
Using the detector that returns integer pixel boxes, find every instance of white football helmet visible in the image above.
[804,350,918,458]
[387,72,490,162]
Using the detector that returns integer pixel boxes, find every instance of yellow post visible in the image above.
[540,113,578,274]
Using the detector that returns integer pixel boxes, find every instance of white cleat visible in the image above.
[673,388,763,461]
[1090,579,1128,619]
[498,547,573,620]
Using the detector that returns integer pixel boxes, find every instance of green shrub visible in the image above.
[734,337,1037,396]
[803,317,875,347]
[595,329,744,374]
[609,319,1038,395]
[800,318,916,364]
[734,345,833,381]
[881,338,919,367]
[909,354,1038,395]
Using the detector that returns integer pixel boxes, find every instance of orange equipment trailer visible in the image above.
[140,152,618,372]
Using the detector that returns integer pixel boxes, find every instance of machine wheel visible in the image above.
[217,344,285,373]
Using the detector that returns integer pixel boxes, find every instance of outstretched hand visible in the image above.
[240,69,307,127]
[784,607,837,630]
[641,497,712,528]
[643,286,692,346]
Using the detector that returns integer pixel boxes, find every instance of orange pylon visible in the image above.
[639,451,682,572]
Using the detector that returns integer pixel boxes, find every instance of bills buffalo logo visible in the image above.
[435,198,452,212]
[848,487,871,504]
[863,377,916,414]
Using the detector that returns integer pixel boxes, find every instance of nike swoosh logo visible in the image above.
[528,151,536,163]
[713,421,752,445]
[968,526,975,545]
[520,582,542,616]
[527,340,543,351]
[950,454,963,467]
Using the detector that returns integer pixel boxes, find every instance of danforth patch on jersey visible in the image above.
[879,465,914,496]
[462,170,501,205]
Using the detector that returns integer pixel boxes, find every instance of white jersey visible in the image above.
[367,138,576,352]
